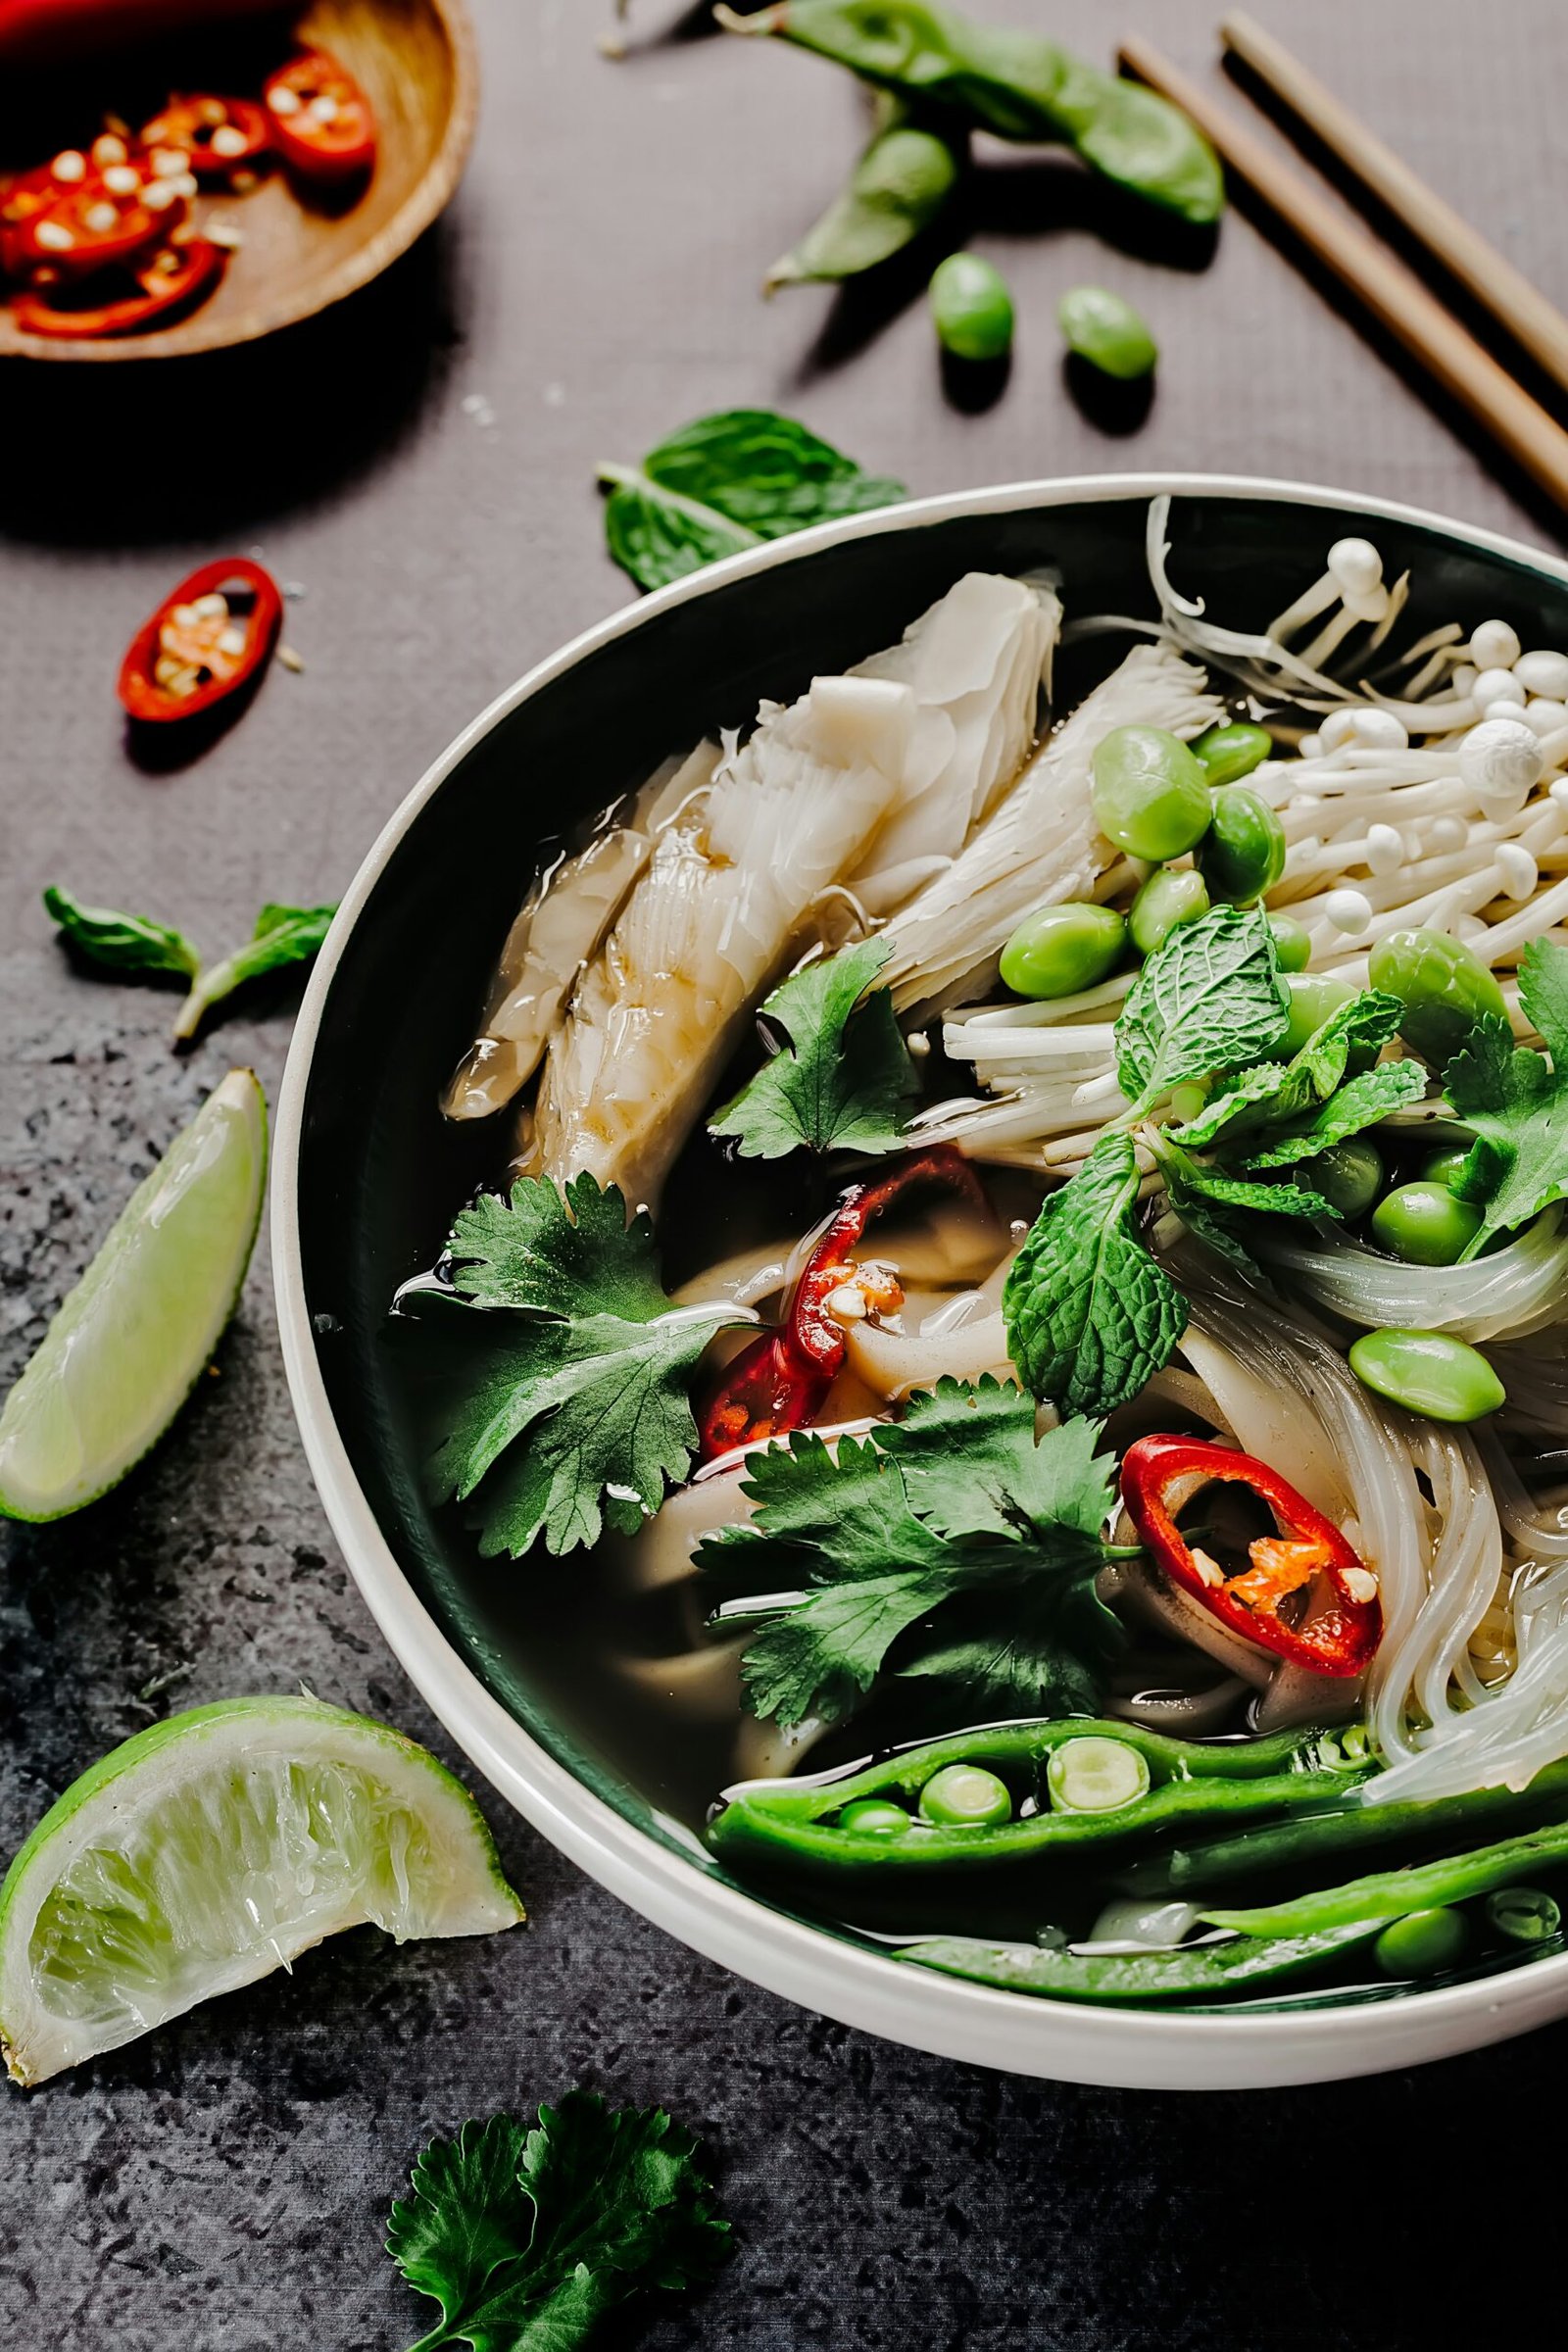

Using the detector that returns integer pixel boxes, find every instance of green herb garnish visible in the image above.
[386,2095,730,2352]
[710,938,917,1160]
[428,1173,751,1556]
[598,409,905,592]
[41,886,199,980]
[701,1378,1122,1727]
[44,885,334,1043]
[1114,904,1290,1119]
[1446,938,1568,1254]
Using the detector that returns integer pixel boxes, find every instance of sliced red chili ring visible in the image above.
[0,153,93,273]
[263,49,376,181]
[1119,1432,1383,1679]
[141,95,271,182]
[117,557,282,723]
[8,172,173,281]
[13,235,224,340]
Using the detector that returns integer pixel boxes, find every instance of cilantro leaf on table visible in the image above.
[598,409,906,592]
[1446,939,1568,1254]
[428,1173,751,1557]
[700,1378,1121,1727]
[1001,1130,1187,1417]
[385,2094,730,2352]
[710,938,917,1160]
[1114,905,1290,1119]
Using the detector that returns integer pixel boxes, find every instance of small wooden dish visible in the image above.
[0,0,477,361]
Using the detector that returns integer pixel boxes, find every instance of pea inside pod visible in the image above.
[1348,1328,1506,1423]
[1057,284,1156,380]
[929,252,1014,361]
[1091,725,1211,860]
[1000,902,1125,1000]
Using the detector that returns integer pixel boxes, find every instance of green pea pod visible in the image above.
[764,117,962,293]
[898,1922,1381,2003]
[717,0,1226,226]
[1204,1816,1568,1939]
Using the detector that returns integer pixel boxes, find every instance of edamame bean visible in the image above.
[1420,1138,1474,1189]
[1091,726,1212,860]
[1306,1136,1384,1221]
[1196,786,1288,905]
[1369,1181,1483,1266]
[1275,972,1355,1058]
[1128,866,1208,956]
[837,1798,911,1838]
[918,1764,1012,1828]
[1486,1886,1561,1944]
[1168,1080,1210,1124]
[1373,1906,1468,1980]
[929,253,1014,361]
[1348,1328,1506,1423]
[1192,720,1273,785]
[1367,928,1508,1068]
[1056,284,1156,379]
[1267,914,1312,972]
[1000,902,1125,1000]
[1046,1737,1152,1815]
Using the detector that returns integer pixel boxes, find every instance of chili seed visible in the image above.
[82,201,119,233]
[268,85,303,116]
[51,150,87,181]
[91,133,128,168]
[101,165,140,195]
[211,124,250,159]
[33,220,75,251]
[310,93,342,124]
[150,147,188,177]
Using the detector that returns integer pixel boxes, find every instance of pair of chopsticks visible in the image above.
[1120,13,1568,513]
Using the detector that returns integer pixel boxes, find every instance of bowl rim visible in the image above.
[273,469,1568,2090]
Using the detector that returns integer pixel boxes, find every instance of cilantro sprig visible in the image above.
[428,1174,752,1557]
[710,937,917,1160]
[1446,938,1568,1254]
[700,1379,1123,1728]
[386,2094,730,2352]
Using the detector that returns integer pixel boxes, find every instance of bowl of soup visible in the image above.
[274,474,1568,2088]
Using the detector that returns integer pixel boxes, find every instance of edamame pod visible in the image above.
[765,116,961,293]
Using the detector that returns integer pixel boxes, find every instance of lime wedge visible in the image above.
[0,1067,268,1521]
[0,1694,525,2085]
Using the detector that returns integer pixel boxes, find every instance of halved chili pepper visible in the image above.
[116,555,281,722]
[14,235,224,341]
[141,95,271,183]
[263,49,376,182]
[1119,1433,1382,1678]
[699,1144,988,1460]
[6,171,172,282]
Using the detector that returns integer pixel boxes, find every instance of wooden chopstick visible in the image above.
[1222,11,1568,402]
[1117,35,1568,514]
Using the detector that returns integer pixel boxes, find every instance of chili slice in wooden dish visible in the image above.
[263,48,376,181]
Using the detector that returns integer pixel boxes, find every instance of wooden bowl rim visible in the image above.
[0,0,478,363]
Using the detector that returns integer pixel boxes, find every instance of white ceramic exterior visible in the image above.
[274,474,1568,2089]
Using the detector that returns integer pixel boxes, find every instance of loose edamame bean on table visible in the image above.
[1306,1136,1384,1222]
[929,252,1014,361]
[1091,725,1212,860]
[1348,1328,1506,1423]
[1367,926,1508,1068]
[1369,1181,1483,1266]
[1196,785,1287,905]
[1129,865,1208,956]
[1192,719,1273,785]
[1000,902,1125,1000]
[1056,284,1157,379]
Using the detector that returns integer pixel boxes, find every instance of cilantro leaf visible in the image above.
[701,1380,1121,1727]
[710,938,917,1160]
[1114,906,1290,1118]
[1445,943,1568,1253]
[172,902,336,1041]
[429,1174,751,1556]
[386,2095,730,2352]
[44,883,199,979]
[1002,1131,1187,1416]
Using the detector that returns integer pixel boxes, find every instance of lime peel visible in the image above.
[0,1695,524,2086]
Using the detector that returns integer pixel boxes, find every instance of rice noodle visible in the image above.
[1257,1211,1568,1343]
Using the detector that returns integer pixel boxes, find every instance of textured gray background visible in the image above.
[4,1,1568,2344]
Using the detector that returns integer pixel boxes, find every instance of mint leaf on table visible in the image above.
[43,884,199,979]
[710,938,917,1160]
[1114,905,1290,1119]
[428,1173,751,1556]
[386,2095,730,2352]
[598,408,906,591]
[172,902,336,1041]
[1001,1130,1187,1417]
[701,1378,1121,1726]
[1446,938,1568,1254]
[44,885,334,1042]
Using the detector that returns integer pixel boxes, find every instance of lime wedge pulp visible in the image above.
[0,1067,268,1520]
[0,1695,525,2085]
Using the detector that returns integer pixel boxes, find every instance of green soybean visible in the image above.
[1196,786,1287,905]
[764,116,961,292]
[1276,972,1355,1058]
[837,1798,912,1838]
[1091,726,1212,860]
[1192,720,1273,786]
[929,252,1014,360]
[1486,1886,1561,1944]
[1421,1138,1475,1189]
[1373,1907,1468,1981]
[1129,866,1208,956]
[1370,1181,1483,1267]
[1348,1328,1506,1423]
[1306,1136,1384,1221]
[1000,902,1125,999]
[1046,1737,1152,1815]
[1057,284,1156,379]
[1367,928,1508,1069]
[918,1764,1011,1828]
[1267,914,1312,972]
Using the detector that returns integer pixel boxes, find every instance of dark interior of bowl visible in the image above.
[293,485,1568,1971]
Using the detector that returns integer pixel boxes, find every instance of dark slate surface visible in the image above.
[4,1,1568,2342]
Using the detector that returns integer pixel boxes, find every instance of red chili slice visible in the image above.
[699,1145,989,1461]
[0,153,91,274]
[116,556,281,722]
[263,49,376,181]
[8,172,172,281]
[13,235,224,340]
[142,95,271,182]
[1119,1433,1383,1679]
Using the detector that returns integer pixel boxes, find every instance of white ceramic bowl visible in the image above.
[275,473,1568,2088]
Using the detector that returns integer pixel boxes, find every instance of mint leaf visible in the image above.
[1241,1059,1427,1169]
[386,2095,730,2352]
[1171,991,1403,1150]
[710,939,917,1160]
[1114,906,1289,1118]
[172,901,335,1040]
[1002,1131,1187,1415]
[1153,1134,1335,1275]
[43,884,199,979]
[599,409,905,592]
[1445,943,1568,1253]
